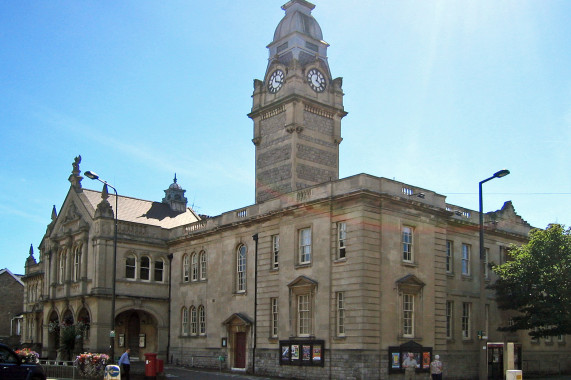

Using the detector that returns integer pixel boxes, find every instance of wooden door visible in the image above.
[234,332,246,368]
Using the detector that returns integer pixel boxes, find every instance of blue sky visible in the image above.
[1,1,569,275]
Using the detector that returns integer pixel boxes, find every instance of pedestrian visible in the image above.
[118,348,131,380]
[430,354,443,380]
[402,352,418,380]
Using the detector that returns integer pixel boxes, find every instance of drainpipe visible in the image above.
[166,253,173,363]
[252,233,259,374]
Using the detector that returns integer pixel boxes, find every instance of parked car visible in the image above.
[0,343,46,380]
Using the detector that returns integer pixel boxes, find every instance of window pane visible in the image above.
[183,255,190,282]
[337,292,345,335]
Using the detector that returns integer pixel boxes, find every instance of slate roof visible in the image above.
[82,189,200,229]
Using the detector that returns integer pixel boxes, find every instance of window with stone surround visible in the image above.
[73,245,81,282]
[140,256,150,281]
[298,227,312,265]
[199,251,207,280]
[236,244,247,293]
[446,301,453,339]
[288,276,317,338]
[125,254,136,279]
[462,244,471,276]
[271,298,279,338]
[446,241,453,273]
[272,235,280,270]
[154,259,164,282]
[403,293,414,337]
[198,305,206,335]
[190,306,197,335]
[191,252,198,281]
[402,226,413,263]
[58,250,66,283]
[396,274,424,339]
[183,254,190,282]
[337,222,347,259]
[181,307,188,336]
[336,292,345,336]
[462,302,471,339]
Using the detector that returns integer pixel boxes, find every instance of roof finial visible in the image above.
[68,155,83,191]
[174,173,178,183]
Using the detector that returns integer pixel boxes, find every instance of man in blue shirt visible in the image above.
[118,348,131,380]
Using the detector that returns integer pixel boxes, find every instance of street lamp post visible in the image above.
[478,169,510,380]
[85,170,118,363]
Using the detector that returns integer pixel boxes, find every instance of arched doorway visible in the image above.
[223,313,252,370]
[116,310,158,360]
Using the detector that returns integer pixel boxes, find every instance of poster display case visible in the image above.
[388,340,432,374]
[279,340,325,367]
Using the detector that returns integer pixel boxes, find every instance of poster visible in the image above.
[313,346,322,362]
[281,345,290,362]
[422,352,431,369]
[291,345,299,360]
[302,345,311,361]
[391,352,400,369]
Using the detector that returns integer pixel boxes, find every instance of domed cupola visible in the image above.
[162,174,188,213]
[268,0,329,68]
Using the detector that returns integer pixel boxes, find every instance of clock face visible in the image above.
[307,68,326,92]
[268,69,285,93]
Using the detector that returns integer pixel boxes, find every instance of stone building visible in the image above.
[0,268,24,347]
[21,1,569,378]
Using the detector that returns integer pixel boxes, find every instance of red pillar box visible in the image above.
[144,353,157,379]
[156,359,164,374]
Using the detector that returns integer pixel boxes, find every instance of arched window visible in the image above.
[154,259,164,282]
[199,251,207,280]
[181,307,189,336]
[191,253,198,281]
[183,254,190,282]
[58,250,66,283]
[140,256,150,280]
[125,254,136,279]
[198,305,206,335]
[236,245,247,293]
[72,245,81,282]
[190,306,197,335]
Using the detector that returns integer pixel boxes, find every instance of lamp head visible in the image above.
[493,169,510,178]
[84,171,99,180]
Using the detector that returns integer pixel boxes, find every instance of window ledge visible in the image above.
[295,263,312,269]
[461,275,472,281]
[402,261,418,268]
[334,258,347,264]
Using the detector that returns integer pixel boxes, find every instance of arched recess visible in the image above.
[47,310,60,359]
[77,307,91,342]
[115,309,159,360]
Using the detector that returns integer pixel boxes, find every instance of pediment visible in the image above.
[396,274,425,294]
[287,275,318,289]
[48,190,92,240]
[223,313,253,326]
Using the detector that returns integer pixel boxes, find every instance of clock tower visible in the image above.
[249,0,347,203]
